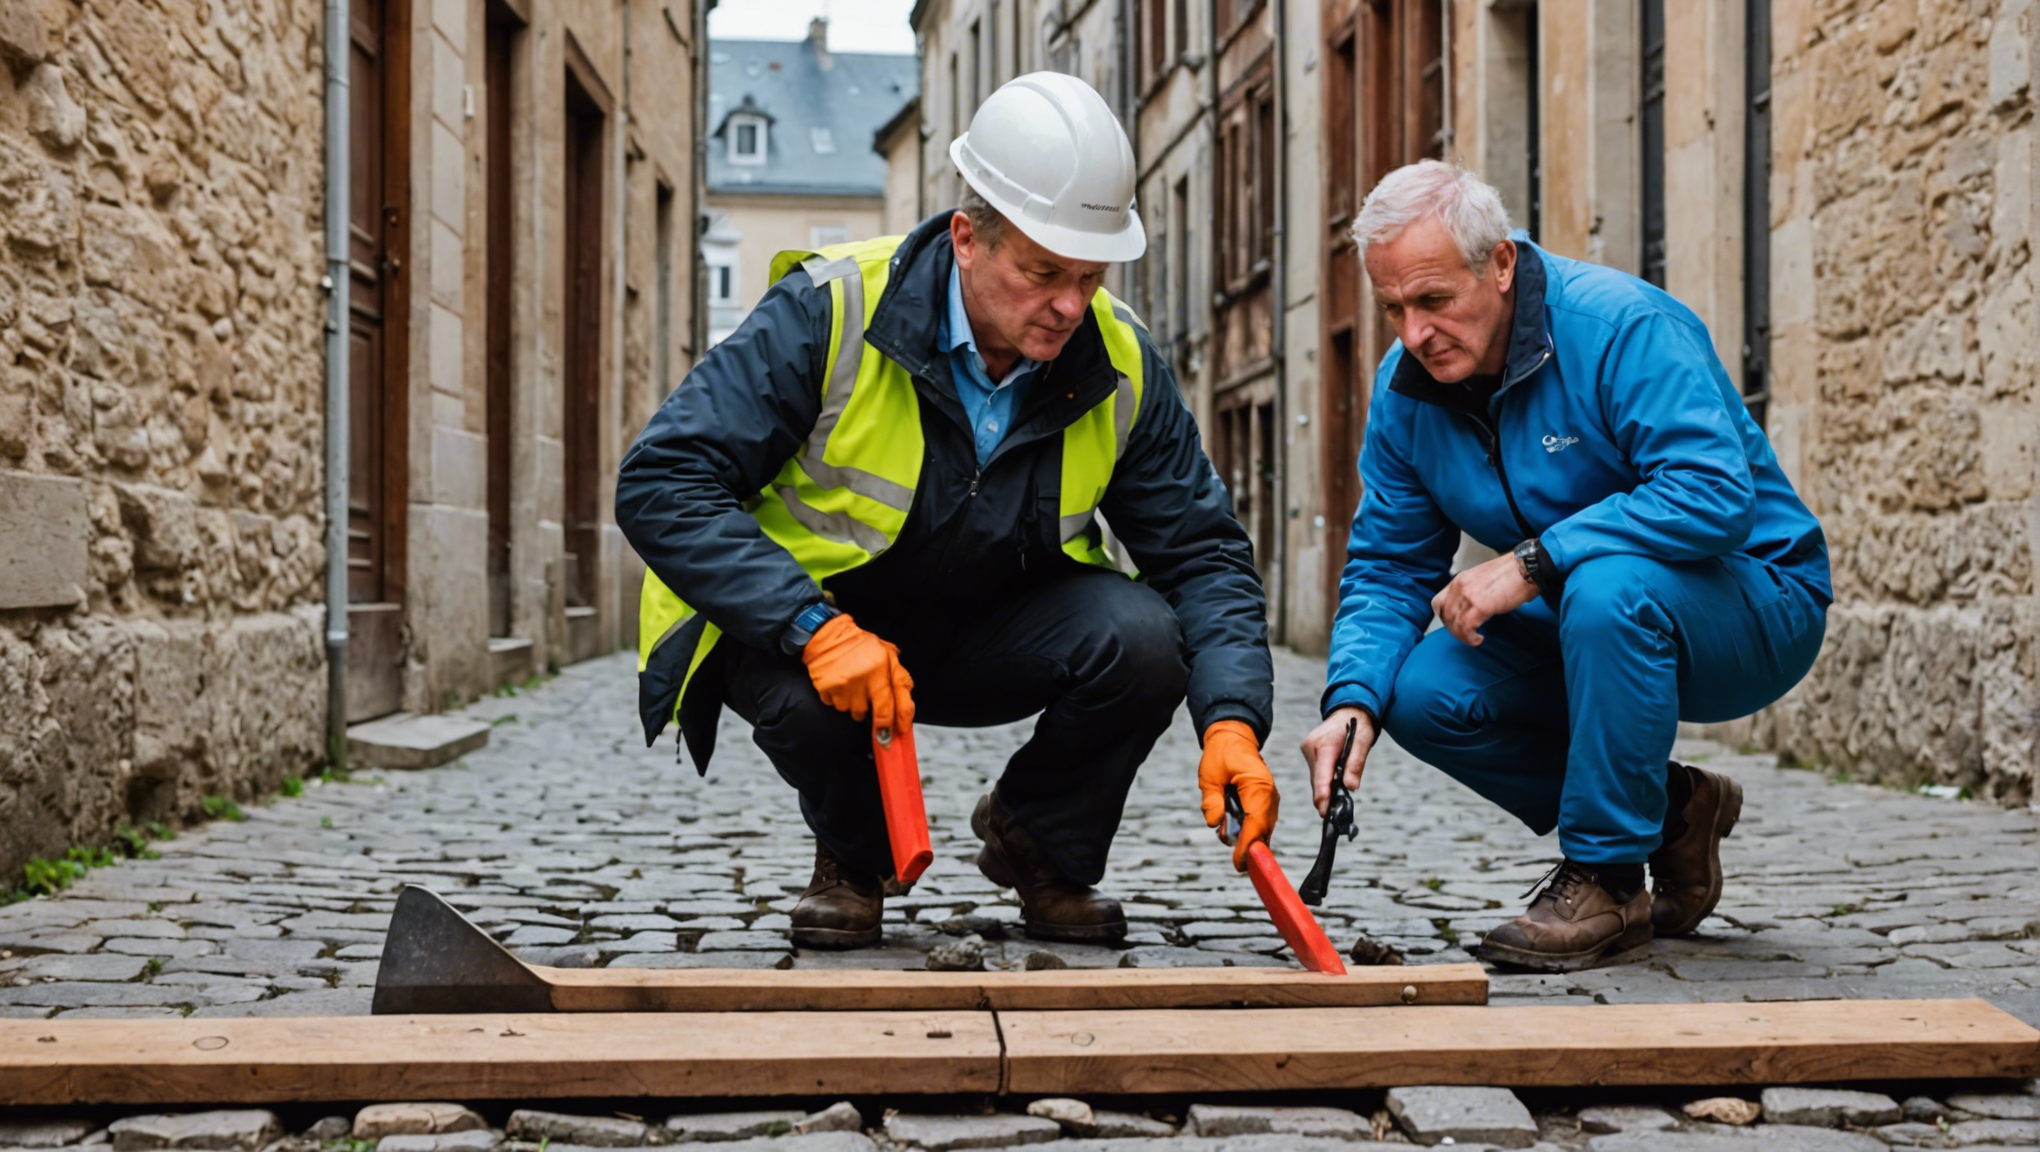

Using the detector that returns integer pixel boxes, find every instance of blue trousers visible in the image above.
[1380,552,1826,864]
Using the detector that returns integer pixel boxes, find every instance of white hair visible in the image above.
[1352,160,1514,276]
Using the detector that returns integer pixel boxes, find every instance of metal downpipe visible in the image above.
[322,0,351,771]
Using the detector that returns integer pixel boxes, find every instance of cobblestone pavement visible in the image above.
[1,648,2036,1149]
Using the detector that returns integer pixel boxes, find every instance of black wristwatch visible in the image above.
[1512,538,1551,591]
[778,601,842,655]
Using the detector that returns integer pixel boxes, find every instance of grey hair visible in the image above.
[1353,160,1514,276]
[958,185,1011,251]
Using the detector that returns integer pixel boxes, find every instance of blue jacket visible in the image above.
[1323,240,1831,720]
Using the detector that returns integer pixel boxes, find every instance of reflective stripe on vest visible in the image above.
[637,235,1148,733]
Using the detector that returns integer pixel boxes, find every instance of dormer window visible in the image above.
[729,114,768,164]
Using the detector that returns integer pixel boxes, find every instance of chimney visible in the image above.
[808,17,832,70]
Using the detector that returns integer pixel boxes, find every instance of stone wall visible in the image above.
[0,0,328,875]
[1755,0,2037,804]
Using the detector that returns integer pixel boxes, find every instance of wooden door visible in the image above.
[561,75,604,610]
[346,0,409,721]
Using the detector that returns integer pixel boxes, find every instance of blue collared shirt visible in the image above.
[942,264,1042,465]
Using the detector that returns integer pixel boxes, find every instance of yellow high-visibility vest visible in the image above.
[637,234,1150,739]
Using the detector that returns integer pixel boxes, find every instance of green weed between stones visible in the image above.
[199,795,248,822]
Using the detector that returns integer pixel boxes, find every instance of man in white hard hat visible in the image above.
[618,73,1279,950]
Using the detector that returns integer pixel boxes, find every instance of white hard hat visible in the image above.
[949,72,1146,263]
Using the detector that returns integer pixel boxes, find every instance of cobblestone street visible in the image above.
[2,648,2036,1149]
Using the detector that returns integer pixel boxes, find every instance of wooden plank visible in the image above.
[541,963,1488,1012]
[1000,999,2040,1093]
[0,1011,999,1106]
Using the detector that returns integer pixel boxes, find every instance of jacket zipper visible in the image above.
[1474,414,1537,541]
[1474,347,1553,542]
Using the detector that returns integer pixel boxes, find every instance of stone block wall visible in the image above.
[0,0,328,876]
[1756,0,2037,804]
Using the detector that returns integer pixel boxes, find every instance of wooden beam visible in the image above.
[5,997,2029,1105]
[999,999,2040,1093]
[540,963,1489,1012]
[0,1011,999,1106]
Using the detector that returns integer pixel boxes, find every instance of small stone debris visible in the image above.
[1187,1103,1370,1140]
[1383,1087,1538,1148]
[1080,1110,1177,1139]
[504,1111,647,1148]
[934,914,1012,940]
[1945,1093,2040,1120]
[1023,950,1069,971]
[0,1119,99,1149]
[1576,1104,1678,1134]
[354,1104,489,1139]
[376,1131,503,1152]
[1348,933,1406,966]
[1683,1097,1762,1125]
[108,1111,282,1152]
[926,934,987,972]
[1900,1096,1948,1124]
[662,1111,802,1142]
[793,1103,863,1135]
[1759,1087,1901,1128]
[1024,1099,1093,1130]
[881,1112,1061,1150]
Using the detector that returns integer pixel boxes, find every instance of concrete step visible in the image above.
[345,712,491,770]
[489,635,535,687]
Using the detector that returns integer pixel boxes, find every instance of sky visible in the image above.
[707,0,919,56]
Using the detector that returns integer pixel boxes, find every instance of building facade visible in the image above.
[702,21,917,345]
[897,0,2037,804]
[0,0,706,878]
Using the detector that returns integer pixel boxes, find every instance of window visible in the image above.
[1144,0,1168,88]
[1741,0,1772,425]
[970,20,982,107]
[1640,0,1666,286]
[730,115,767,164]
[990,1,1002,86]
[810,127,836,154]
[710,261,735,303]
[810,224,850,247]
[1216,76,1277,291]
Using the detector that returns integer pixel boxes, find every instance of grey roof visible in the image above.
[708,38,919,198]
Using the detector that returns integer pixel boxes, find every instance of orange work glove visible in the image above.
[1199,719,1279,872]
[800,613,916,731]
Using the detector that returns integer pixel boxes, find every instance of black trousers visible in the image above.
[719,566,1190,885]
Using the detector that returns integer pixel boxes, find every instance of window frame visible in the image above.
[728,115,767,165]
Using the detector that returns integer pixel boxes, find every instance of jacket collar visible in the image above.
[1388,237,1554,410]
[864,211,1117,397]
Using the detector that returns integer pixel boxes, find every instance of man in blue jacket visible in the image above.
[618,74,1278,951]
[1304,161,1830,971]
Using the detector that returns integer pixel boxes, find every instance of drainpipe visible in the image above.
[691,2,715,360]
[1268,0,1288,645]
[322,0,351,770]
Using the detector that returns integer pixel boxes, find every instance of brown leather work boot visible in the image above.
[971,790,1127,944]
[1477,860,1652,972]
[790,842,883,949]
[1649,762,1744,937]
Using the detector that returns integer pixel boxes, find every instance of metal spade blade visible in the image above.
[371,884,556,1015]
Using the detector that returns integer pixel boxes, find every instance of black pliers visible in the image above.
[1297,716,1359,906]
